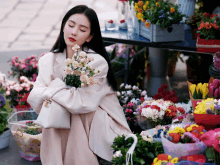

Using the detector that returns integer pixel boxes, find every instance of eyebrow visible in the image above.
[69,20,89,29]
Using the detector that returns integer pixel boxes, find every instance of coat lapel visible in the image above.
[53,51,66,80]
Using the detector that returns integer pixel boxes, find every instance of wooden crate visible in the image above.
[139,21,185,42]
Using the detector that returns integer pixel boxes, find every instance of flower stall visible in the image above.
[134,0,186,42]
[196,13,220,53]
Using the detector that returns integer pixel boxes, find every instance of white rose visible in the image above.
[141,90,147,96]
[65,58,72,65]
[72,44,80,51]
[113,150,122,158]
[117,92,121,96]
[132,85,139,90]
[79,51,87,58]
[80,75,89,82]
[65,66,72,74]
[127,90,132,96]
[88,56,94,62]
[125,84,132,89]
[72,61,78,69]
[120,83,124,88]
[81,71,86,75]
[121,91,125,95]
[6,91,10,95]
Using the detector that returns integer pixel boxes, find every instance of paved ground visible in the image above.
[0,0,118,52]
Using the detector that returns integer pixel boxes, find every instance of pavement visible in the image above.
[0,0,189,164]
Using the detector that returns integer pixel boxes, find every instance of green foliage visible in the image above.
[111,134,164,165]
[64,74,81,88]
[0,106,8,135]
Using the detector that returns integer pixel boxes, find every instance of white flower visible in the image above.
[172,119,179,124]
[6,91,10,95]
[72,61,79,69]
[121,91,125,95]
[140,131,150,137]
[132,85,139,90]
[65,58,72,65]
[125,84,132,89]
[142,136,153,142]
[72,44,80,51]
[80,75,89,82]
[81,71,86,75]
[130,98,137,104]
[141,90,147,96]
[88,56,94,62]
[117,92,121,96]
[120,83,124,88]
[113,150,123,158]
[79,51,87,58]
[124,97,128,102]
[65,66,72,74]
[127,90,132,96]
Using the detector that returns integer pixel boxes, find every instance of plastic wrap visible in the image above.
[161,132,207,158]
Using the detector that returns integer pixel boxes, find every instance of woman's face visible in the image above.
[63,13,93,48]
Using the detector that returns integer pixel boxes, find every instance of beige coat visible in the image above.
[27,50,132,165]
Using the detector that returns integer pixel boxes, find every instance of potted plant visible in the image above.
[134,0,186,42]
[0,94,11,150]
[196,12,220,53]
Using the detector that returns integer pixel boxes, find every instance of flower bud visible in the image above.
[213,79,219,89]
[209,84,214,96]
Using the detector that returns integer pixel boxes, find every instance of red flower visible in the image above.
[151,105,160,111]
[170,90,176,96]
[160,90,170,98]
[169,133,180,143]
[120,19,125,23]
[192,132,201,139]
[170,96,178,103]
[153,94,162,100]
[203,12,210,18]
[161,83,167,90]
[169,106,177,112]
[140,97,145,102]
[144,105,151,108]
[108,20,113,23]
[211,14,218,18]
[177,107,185,114]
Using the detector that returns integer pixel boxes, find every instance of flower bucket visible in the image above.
[197,37,220,53]
[0,128,10,150]
[161,132,207,158]
[187,80,203,111]
[7,111,42,161]
[193,113,220,131]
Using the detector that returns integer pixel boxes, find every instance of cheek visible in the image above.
[63,26,72,35]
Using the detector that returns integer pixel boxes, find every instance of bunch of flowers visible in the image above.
[164,124,205,144]
[200,128,220,164]
[3,76,34,107]
[153,125,166,139]
[0,94,8,135]
[136,99,185,127]
[197,12,220,40]
[8,55,38,82]
[18,121,42,135]
[171,113,189,124]
[117,83,151,106]
[209,79,220,99]
[187,11,202,30]
[189,82,209,99]
[153,83,178,103]
[64,44,99,88]
[194,98,220,115]
[123,102,142,133]
[111,132,164,165]
[152,153,178,165]
[134,0,185,29]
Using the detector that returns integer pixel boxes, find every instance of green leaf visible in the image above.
[192,87,198,99]
[197,89,202,99]
[206,147,214,160]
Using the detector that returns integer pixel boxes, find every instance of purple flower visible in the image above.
[0,95,6,108]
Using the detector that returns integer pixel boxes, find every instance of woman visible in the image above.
[27,5,132,165]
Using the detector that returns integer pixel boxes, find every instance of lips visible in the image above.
[69,37,76,42]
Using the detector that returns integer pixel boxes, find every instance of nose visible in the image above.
[71,26,78,36]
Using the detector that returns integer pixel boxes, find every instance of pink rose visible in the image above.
[15,63,19,67]
[73,70,78,75]
[65,66,72,74]
[80,75,88,82]
[9,71,12,75]
[21,64,26,69]
[6,91,10,95]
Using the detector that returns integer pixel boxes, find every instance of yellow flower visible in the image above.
[138,8,143,13]
[143,4,147,10]
[134,5,138,11]
[170,7,175,13]
[194,98,214,114]
[171,157,178,163]
[156,2,161,7]
[151,7,154,10]
[146,1,149,5]
[136,12,143,20]
[196,83,203,93]
[189,84,196,95]
[145,21,150,28]
[168,130,178,134]
[153,158,158,164]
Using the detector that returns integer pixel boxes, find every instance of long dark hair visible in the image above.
[50,5,117,91]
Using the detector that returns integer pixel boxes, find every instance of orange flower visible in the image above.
[205,22,211,29]
[138,8,143,13]
[141,18,146,22]
[170,7,175,13]
[138,1,143,7]
[169,133,180,143]
[145,21,150,28]
[213,24,219,30]
[199,22,205,29]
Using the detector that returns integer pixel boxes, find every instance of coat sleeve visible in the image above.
[27,57,48,114]
[42,55,110,114]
